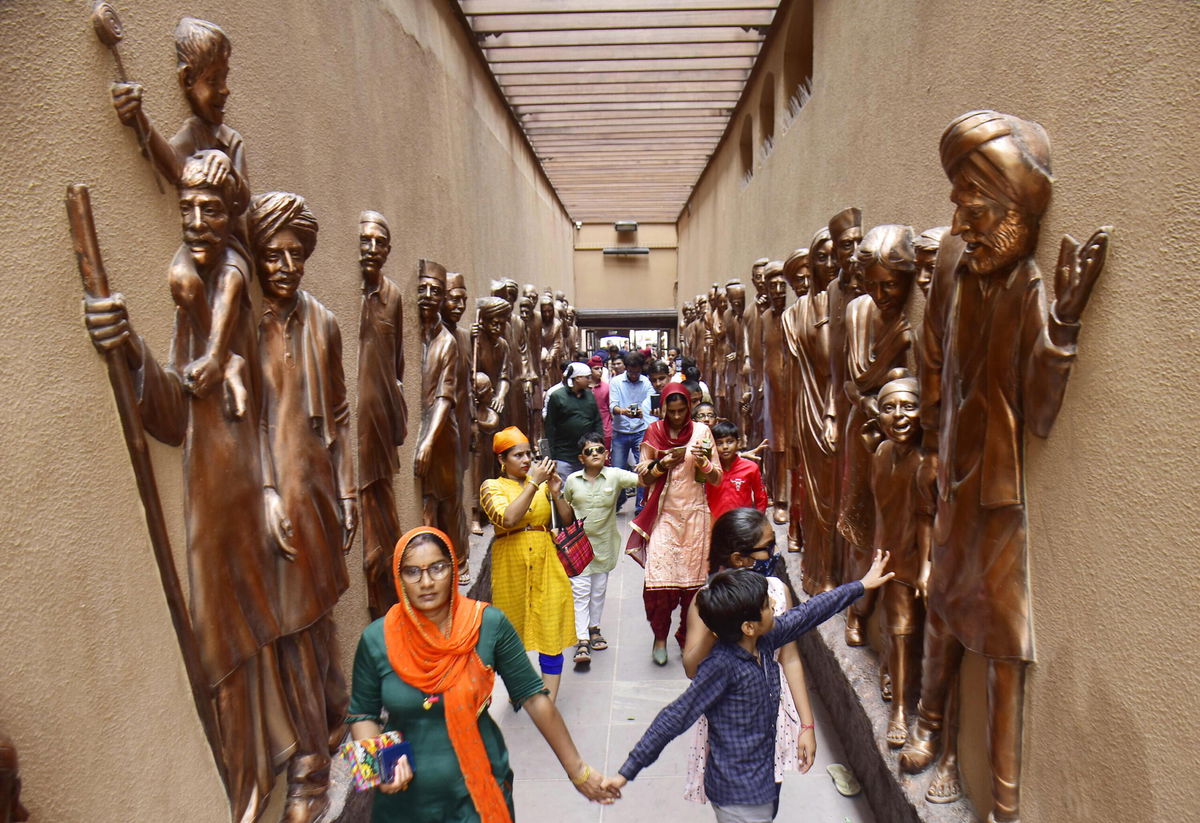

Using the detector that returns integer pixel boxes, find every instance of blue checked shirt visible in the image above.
[607,372,653,434]
[618,582,865,806]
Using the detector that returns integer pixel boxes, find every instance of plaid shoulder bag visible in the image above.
[549,488,594,577]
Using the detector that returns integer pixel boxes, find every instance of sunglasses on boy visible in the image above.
[582,446,607,457]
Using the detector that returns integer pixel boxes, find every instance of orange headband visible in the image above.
[492,425,529,455]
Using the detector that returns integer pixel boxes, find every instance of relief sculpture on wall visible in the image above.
[0,730,28,823]
[900,110,1111,823]
[247,192,353,822]
[357,210,408,621]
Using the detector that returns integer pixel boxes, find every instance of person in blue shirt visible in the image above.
[608,351,654,512]
[604,551,894,822]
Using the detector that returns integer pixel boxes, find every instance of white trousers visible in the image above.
[570,572,609,642]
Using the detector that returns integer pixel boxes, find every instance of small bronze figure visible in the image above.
[470,296,513,540]
[356,210,408,620]
[415,260,471,571]
[780,249,809,552]
[742,258,771,446]
[761,262,791,525]
[539,290,563,378]
[722,280,746,433]
[109,17,249,211]
[248,192,353,822]
[443,273,476,536]
[914,226,949,298]
[868,369,934,749]
[901,110,1111,823]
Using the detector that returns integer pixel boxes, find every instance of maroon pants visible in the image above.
[643,586,700,646]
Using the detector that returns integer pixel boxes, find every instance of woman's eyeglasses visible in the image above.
[582,447,607,457]
[399,560,452,583]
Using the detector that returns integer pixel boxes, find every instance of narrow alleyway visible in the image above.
[465,514,877,823]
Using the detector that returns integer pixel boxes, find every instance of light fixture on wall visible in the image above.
[602,247,649,255]
[613,220,638,233]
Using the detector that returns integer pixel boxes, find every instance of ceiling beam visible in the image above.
[460,0,778,13]
[486,42,760,61]
[477,25,765,49]
[491,56,756,73]
[516,101,735,112]
[497,68,750,86]
[470,10,775,33]
[520,109,732,123]
[502,80,746,96]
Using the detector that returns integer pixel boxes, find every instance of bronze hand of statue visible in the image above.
[265,487,297,561]
[110,81,146,129]
[340,498,359,553]
[197,150,232,191]
[822,414,839,450]
[490,395,506,415]
[1053,227,1111,325]
[183,353,222,399]
[414,439,433,478]
[725,351,737,363]
[222,354,248,420]
[83,293,143,369]
[740,390,752,414]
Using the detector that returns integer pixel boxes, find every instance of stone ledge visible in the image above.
[794,587,978,823]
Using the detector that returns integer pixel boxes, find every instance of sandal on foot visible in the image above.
[573,642,591,666]
[826,763,862,797]
[588,627,608,651]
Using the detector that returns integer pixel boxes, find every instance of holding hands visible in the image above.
[573,764,621,804]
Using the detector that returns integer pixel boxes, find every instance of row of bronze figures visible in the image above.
[679,111,1109,823]
[69,11,585,823]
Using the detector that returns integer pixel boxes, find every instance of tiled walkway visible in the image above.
[466,513,876,823]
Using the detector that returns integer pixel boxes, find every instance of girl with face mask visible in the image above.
[680,508,817,805]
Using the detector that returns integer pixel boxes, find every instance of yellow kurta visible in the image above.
[480,477,576,656]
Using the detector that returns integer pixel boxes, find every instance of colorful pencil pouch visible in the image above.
[337,731,407,791]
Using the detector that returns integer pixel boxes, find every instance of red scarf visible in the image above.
[383,527,512,823]
[627,383,694,553]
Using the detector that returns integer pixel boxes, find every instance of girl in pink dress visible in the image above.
[680,507,817,802]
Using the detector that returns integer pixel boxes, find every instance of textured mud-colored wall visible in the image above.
[574,223,677,311]
[679,0,1200,820]
[0,1,571,820]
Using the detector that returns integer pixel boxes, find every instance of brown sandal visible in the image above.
[588,626,608,651]
[573,642,591,666]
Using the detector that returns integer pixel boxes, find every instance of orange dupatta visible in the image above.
[383,526,512,823]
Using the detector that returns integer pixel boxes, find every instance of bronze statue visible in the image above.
[784,229,838,592]
[679,300,696,361]
[900,111,1110,823]
[109,16,249,212]
[707,283,728,417]
[0,730,27,823]
[761,261,791,525]
[722,280,746,429]
[539,290,563,377]
[840,224,917,646]
[415,260,471,572]
[694,293,711,378]
[84,152,296,823]
[914,226,950,298]
[356,210,408,621]
[742,258,770,447]
[868,369,934,749]
[248,192,354,822]
[780,249,809,552]
[518,289,543,442]
[470,296,513,537]
[443,273,476,537]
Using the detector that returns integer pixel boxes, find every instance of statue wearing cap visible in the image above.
[415,259,471,581]
[780,248,809,553]
[538,290,563,377]
[442,273,475,534]
[900,111,1111,822]
[914,226,950,298]
[742,258,771,449]
[470,296,513,535]
[721,280,747,427]
[839,225,918,647]
[760,261,791,524]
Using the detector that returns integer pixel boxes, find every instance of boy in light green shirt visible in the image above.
[563,432,641,665]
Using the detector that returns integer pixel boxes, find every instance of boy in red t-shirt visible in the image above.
[706,420,768,521]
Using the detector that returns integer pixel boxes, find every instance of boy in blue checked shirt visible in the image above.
[604,551,894,822]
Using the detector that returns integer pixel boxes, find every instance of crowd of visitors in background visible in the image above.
[346,337,892,823]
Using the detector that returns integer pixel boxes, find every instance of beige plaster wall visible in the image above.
[0,1,571,820]
[573,222,677,310]
[678,0,1200,820]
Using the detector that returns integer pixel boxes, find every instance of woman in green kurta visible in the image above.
[346,526,618,822]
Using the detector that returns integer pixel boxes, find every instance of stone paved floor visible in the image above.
[464,511,877,823]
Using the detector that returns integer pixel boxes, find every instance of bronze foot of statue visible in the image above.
[283,794,329,823]
[899,722,938,774]
[772,505,789,525]
[880,670,893,702]
[925,759,963,804]
[886,707,908,748]
[844,613,866,646]
[470,519,484,536]
[787,536,802,553]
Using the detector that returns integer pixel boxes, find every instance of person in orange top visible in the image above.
[346,526,619,821]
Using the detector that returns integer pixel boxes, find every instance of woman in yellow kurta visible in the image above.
[480,426,577,702]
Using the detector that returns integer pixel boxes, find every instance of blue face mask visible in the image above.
[750,553,779,577]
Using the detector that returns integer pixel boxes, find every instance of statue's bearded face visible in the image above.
[950,177,1035,276]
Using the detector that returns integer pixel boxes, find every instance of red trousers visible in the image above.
[643,586,700,645]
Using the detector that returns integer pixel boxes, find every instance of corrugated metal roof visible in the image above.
[455,0,779,222]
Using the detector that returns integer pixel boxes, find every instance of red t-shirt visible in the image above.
[706,456,768,521]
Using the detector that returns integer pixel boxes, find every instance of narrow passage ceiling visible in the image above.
[456,0,779,222]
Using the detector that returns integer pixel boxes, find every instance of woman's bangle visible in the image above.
[800,722,815,732]
[571,763,592,786]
